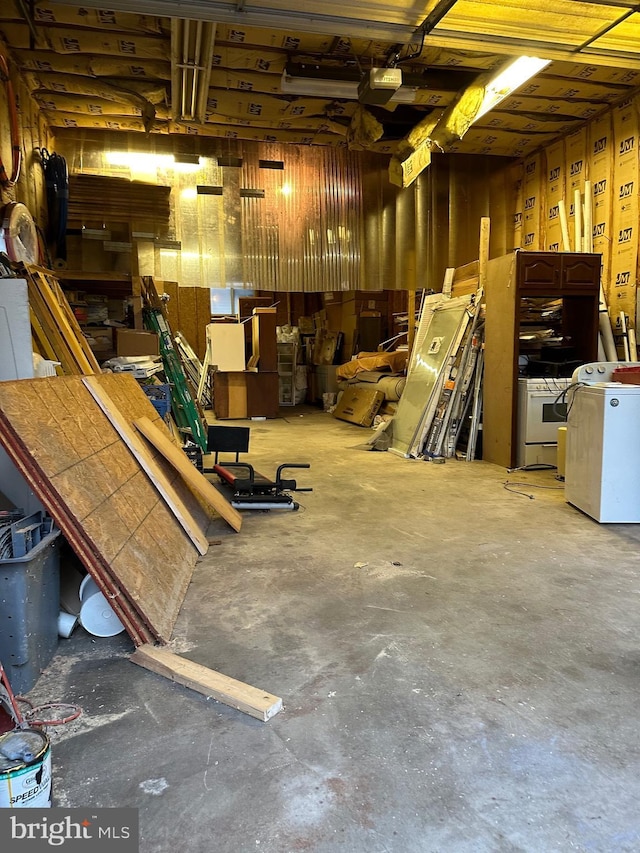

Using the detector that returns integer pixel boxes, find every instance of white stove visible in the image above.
[517,377,571,467]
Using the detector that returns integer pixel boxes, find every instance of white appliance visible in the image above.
[516,377,570,467]
[565,362,640,522]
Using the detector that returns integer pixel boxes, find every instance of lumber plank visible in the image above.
[27,276,78,374]
[31,270,96,374]
[49,275,102,373]
[82,376,210,555]
[130,644,283,722]
[29,307,60,366]
[478,216,490,292]
[133,416,243,533]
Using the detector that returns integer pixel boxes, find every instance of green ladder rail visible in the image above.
[143,306,207,452]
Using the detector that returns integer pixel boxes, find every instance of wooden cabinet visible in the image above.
[483,251,600,469]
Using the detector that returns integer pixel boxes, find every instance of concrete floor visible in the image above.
[26,406,640,852]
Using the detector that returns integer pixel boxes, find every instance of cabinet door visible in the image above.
[517,252,561,294]
[560,254,600,292]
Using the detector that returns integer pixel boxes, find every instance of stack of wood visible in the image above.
[23,264,101,375]
[67,174,171,229]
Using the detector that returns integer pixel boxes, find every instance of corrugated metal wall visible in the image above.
[54,131,509,291]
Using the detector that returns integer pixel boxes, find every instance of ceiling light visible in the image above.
[472,56,551,124]
[280,71,417,105]
[171,19,216,123]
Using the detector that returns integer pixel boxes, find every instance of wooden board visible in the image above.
[82,375,210,555]
[133,416,243,532]
[0,376,201,642]
[130,644,282,722]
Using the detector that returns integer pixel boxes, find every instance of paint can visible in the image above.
[0,727,52,808]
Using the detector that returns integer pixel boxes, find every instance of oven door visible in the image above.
[522,389,568,443]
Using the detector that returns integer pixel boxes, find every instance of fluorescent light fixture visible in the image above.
[280,71,417,104]
[473,56,551,123]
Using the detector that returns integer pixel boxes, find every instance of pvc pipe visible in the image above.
[558,199,571,251]
[574,189,582,253]
[628,327,638,362]
[584,180,593,252]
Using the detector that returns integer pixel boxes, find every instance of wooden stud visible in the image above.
[133,416,243,533]
[478,216,490,292]
[130,644,283,721]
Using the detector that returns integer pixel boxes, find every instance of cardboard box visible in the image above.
[117,329,160,357]
[332,387,384,427]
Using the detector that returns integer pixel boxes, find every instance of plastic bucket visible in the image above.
[0,728,52,808]
[79,591,124,638]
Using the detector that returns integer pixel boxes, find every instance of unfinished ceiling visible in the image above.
[3,0,640,162]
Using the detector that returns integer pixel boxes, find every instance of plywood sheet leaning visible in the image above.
[82,375,210,554]
[130,644,282,722]
[0,377,152,645]
[0,375,201,643]
[133,416,243,533]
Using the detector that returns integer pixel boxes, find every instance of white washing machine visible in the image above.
[565,381,640,522]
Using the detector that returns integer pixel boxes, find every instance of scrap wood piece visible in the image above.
[133,416,243,533]
[130,644,283,722]
[82,376,210,555]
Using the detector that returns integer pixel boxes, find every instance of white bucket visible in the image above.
[79,591,125,638]
[0,728,52,808]
[78,574,99,602]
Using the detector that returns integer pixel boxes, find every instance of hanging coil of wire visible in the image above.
[0,53,22,187]
[38,148,69,263]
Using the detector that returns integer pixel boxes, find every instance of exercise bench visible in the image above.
[204,425,312,511]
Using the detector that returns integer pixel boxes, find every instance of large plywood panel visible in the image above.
[0,375,202,643]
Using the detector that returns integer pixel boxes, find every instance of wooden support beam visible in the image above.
[478,216,490,293]
[130,644,283,721]
[133,416,242,533]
